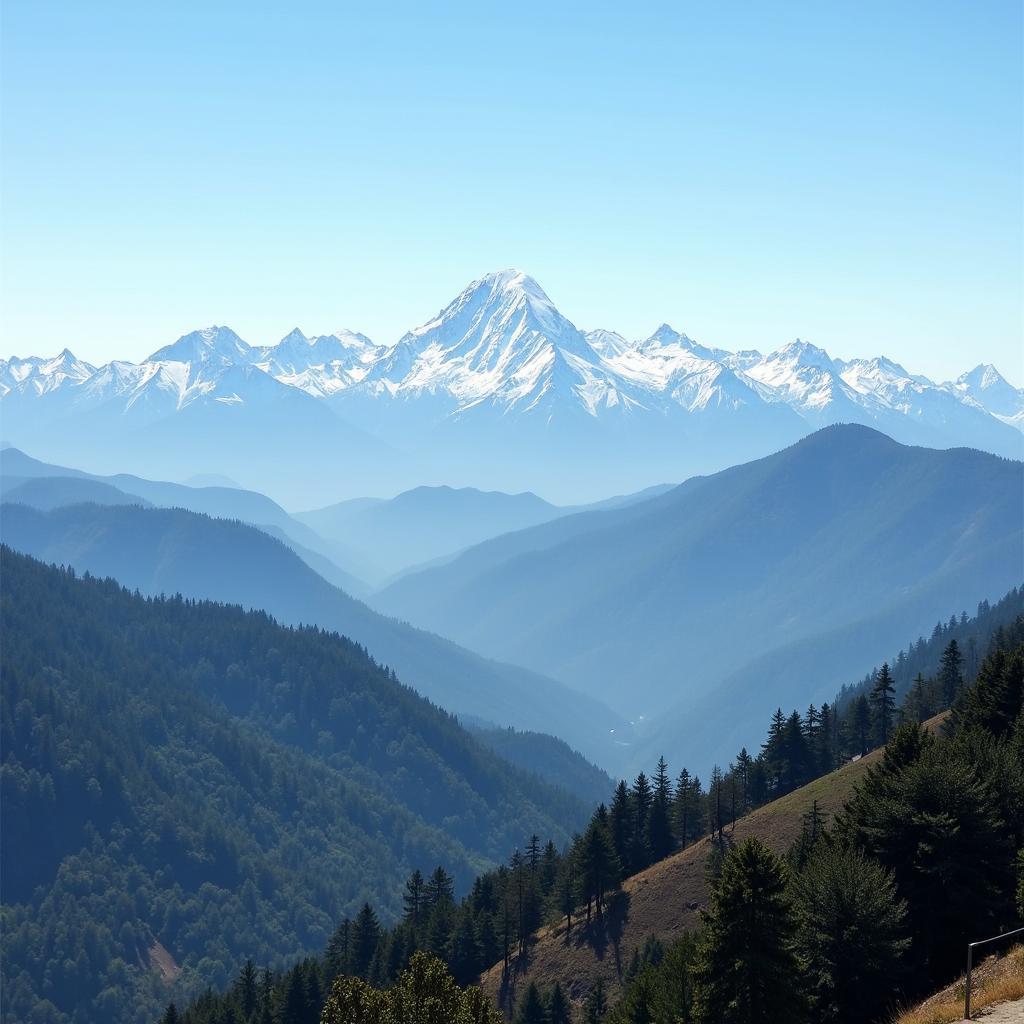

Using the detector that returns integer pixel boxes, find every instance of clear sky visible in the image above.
[2,1,1021,384]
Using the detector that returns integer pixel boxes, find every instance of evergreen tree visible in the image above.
[938,638,964,705]
[447,905,482,985]
[671,769,694,849]
[325,919,350,980]
[761,709,787,792]
[909,673,930,724]
[547,982,572,1024]
[734,748,754,815]
[647,757,674,862]
[869,663,896,745]
[277,969,308,1024]
[403,869,425,928]
[579,809,621,919]
[349,903,381,978]
[631,772,653,870]
[610,780,635,872]
[707,765,725,839]
[692,837,806,1024]
[792,844,909,1024]
[232,960,259,1020]
[836,724,1014,980]
[526,834,541,873]
[159,1005,179,1024]
[425,865,455,909]
[585,979,608,1023]
[514,982,547,1024]
[851,695,870,756]
[953,645,1023,738]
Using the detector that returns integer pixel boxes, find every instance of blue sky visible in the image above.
[2,1,1021,384]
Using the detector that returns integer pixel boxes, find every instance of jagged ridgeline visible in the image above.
[0,547,594,1024]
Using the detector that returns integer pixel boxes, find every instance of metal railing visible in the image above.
[964,924,1024,1019]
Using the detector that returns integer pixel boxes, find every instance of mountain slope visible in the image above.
[0,502,625,769]
[480,714,947,1013]
[377,426,1023,770]
[0,547,593,1024]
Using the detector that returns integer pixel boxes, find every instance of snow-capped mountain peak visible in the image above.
[949,363,1024,425]
[147,325,253,367]
[3,270,1021,481]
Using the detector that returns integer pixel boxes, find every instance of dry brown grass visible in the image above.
[892,946,1024,1023]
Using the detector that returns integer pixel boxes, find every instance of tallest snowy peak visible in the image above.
[477,268,551,300]
[147,325,252,366]
[406,269,576,349]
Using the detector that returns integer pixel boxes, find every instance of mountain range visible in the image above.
[3,270,1020,505]
[374,425,1024,772]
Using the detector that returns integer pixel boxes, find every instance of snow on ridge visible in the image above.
[1,271,1015,441]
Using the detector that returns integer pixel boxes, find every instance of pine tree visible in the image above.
[869,662,897,745]
[232,959,259,1020]
[579,808,621,919]
[836,725,1014,980]
[425,865,455,909]
[610,780,635,872]
[403,868,425,928]
[671,769,693,848]
[648,756,674,862]
[631,772,653,870]
[514,982,546,1024]
[708,765,725,839]
[278,969,308,1024]
[526,834,541,873]
[692,837,806,1024]
[734,748,754,815]
[325,919,351,980]
[349,903,381,978]
[547,982,572,1024]
[584,978,608,1023]
[761,709,787,792]
[938,638,964,705]
[852,695,870,756]
[910,673,930,724]
[159,1005,179,1024]
[818,703,835,773]
[792,844,909,1024]
[447,904,482,985]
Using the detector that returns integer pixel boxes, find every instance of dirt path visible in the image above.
[974,997,1024,1022]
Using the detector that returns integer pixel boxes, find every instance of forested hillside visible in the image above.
[0,501,624,769]
[166,588,1024,1024]
[0,548,594,1024]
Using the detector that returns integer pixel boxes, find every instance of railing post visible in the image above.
[965,943,973,1019]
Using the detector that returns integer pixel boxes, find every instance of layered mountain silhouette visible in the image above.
[375,425,1023,770]
[0,500,625,769]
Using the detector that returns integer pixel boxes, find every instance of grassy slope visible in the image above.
[893,946,1023,1023]
[482,714,948,1013]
